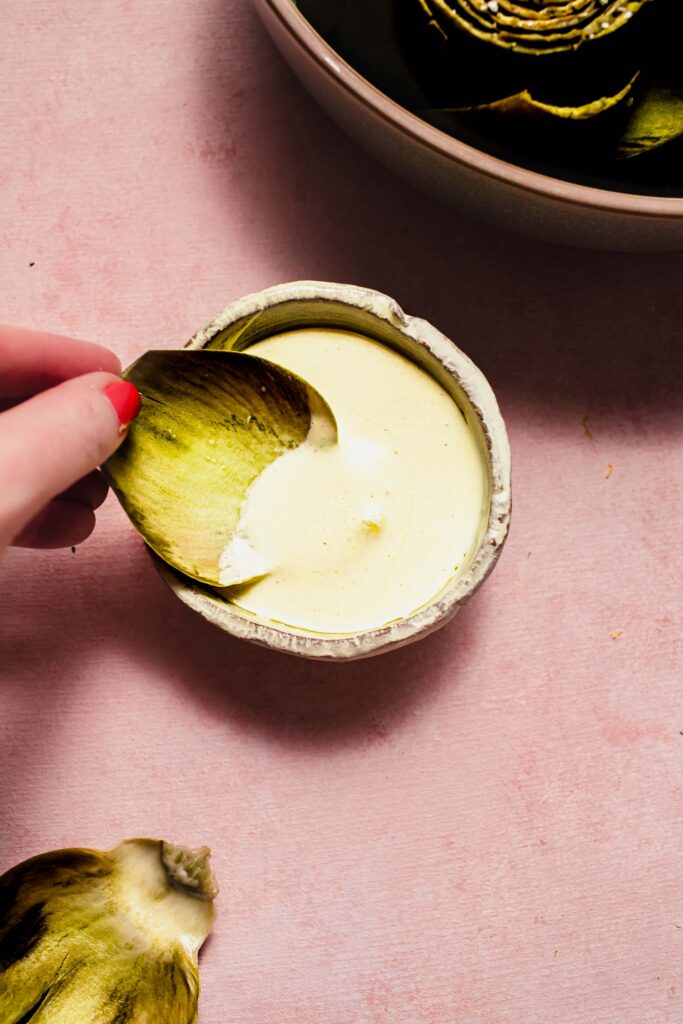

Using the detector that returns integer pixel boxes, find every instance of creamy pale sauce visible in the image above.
[223,328,489,634]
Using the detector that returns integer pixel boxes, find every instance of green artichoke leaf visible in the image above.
[417,0,652,56]
[436,75,638,122]
[103,350,334,588]
[617,86,683,157]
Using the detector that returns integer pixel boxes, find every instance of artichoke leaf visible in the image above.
[430,75,637,122]
[617,86,683,157]
[103,350,334,587]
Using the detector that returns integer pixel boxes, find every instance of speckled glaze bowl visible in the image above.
[153,281,511,660]
[252,0,683,251]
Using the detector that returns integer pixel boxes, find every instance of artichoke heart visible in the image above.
[0,839,217,1023]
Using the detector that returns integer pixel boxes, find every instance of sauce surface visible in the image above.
[224,328,489,634]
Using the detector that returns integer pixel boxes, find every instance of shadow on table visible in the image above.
[0,534,485,755]
[201,1,683,430]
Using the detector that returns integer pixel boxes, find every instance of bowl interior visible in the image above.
[292,0,683,199]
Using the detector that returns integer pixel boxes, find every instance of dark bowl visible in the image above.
[253,0,683,250]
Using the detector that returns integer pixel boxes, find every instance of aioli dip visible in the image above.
[223,328,489,634]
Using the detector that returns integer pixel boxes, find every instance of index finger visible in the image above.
[0,325,122,398]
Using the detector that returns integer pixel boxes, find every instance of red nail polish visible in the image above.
[104,380,141,427]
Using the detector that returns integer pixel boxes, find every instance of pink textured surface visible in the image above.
[1,2,682,1021]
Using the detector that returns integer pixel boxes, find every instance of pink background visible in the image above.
[1,2,682,1021]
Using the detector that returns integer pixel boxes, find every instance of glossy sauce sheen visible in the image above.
[226,329,489,634]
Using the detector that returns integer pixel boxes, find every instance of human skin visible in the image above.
[0,326,140,559]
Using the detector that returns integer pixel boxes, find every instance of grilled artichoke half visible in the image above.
[0,839,217,1024]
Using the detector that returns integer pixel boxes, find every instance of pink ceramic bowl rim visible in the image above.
[264,0,683,220]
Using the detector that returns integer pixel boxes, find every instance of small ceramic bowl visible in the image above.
[152,281,511,660]
[252,0,683,251]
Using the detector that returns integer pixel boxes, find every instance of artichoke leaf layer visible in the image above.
[419,0,653,55]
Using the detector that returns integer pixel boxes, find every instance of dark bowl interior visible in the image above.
[295,0,683,199]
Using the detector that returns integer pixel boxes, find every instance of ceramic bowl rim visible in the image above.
[260,0,683,219]
[153,280,512,660]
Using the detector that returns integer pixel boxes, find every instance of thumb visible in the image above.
[0,372,140,546]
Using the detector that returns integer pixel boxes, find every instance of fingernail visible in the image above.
[104,380,141,427]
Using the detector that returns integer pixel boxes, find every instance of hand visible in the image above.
[0,326,140,560]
